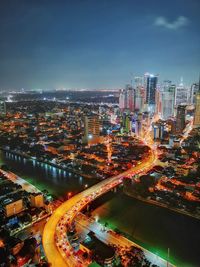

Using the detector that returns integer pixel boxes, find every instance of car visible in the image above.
[71,235,79,242]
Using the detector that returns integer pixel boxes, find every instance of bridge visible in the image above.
[42,146,165,266]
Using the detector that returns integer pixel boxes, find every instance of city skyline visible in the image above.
[1,1,200,266]
[0,90,200,266]
[0,0,200,89]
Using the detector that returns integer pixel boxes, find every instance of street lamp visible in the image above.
[67,192,72,199]
[167,248,170,267]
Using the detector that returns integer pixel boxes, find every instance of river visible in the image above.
[0,150,97,198]
[1,150,199,267]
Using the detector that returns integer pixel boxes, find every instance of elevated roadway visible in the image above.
[42,148,160,266]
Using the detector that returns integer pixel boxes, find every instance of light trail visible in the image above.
[42,147,158,267]
[42,115,192,267]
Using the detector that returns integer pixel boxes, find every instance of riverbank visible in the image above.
[1,147,93,179]
[91,193,200,267]
[76,213,175,267]
[0,150,97,197]
[1,150,199,266]
[124,190,200,221]
[0,167,52,236]
[0,168,41,194]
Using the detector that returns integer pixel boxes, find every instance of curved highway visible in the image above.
[43,148,158,267]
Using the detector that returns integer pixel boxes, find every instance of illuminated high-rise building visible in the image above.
[83,115,100,144]
[144,73,158,113]
[119,89,125,110]
[161,82,176,120]
[176,105,186,133]
[134,77,144,111]
[119,85,135,112]
[193,77,200,128]
[126,85,135,112]
[155,88,161,115]
[134,87,143,111]
[175,79,189,106]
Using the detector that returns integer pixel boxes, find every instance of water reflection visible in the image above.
[1,151,97,197]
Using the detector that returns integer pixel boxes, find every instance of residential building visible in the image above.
[83,115,101,144]
[30,193,44,208]
[4,199,23,217]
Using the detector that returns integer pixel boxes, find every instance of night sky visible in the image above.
[0,0,199,90]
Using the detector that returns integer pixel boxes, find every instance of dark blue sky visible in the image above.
[0,0,199,89]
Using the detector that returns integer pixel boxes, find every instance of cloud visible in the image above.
[154,16,189,30]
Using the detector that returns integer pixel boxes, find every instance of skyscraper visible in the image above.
[135,112,143,136]
[161,82,175,120]
[155,88,161,115]
[134,77,144,111]
[119,89,125,110]
[119,85,135,112]
[127,85,135,112]
[176,105,186,133]
[134,86,144,111]
[193,77,200,128]
[175,79,189,106]
[144,73,158,113]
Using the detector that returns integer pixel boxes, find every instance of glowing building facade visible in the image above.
[144,73,158,113]
[175,79,189,106]
[83,115,101,144]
